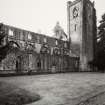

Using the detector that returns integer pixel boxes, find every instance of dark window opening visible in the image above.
[75,24,77,31]
[37,61,41,68]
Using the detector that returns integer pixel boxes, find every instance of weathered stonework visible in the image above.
[0,24,79,73]
[67,0,97,71]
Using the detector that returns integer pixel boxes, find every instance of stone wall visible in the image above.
[0,50,79,73]
[0,23,80,73]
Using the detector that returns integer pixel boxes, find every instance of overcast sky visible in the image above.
[0,0,104,36]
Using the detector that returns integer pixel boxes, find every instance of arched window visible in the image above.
[75,24,77,31]
[37,36,40,43]
[55,40,58,45]
[28,33,32,40]
[9,29,14,36]
[44,37,47,43]
[20,31,24,40]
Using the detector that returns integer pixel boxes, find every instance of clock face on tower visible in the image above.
[69,1,82,45]
[73,6,79,18]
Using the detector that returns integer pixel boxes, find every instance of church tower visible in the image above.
[67,0,97,71]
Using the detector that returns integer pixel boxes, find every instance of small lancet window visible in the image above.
[9,29,14,36]
[75,24,77,31]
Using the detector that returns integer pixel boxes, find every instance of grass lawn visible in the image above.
[0,82,40,105]
[0,73,105,105]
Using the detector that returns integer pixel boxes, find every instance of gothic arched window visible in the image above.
[9,29,14,36]
[28,33,32,40]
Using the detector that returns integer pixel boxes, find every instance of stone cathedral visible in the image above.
[0,0,97,74]
[67,0,97,71]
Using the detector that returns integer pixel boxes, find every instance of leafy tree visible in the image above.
[91,13,105,71]
[0,23,8,61]
[98,13,105,37]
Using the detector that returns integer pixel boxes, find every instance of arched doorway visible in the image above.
[9,41,21,72]
[37,60,41,69]
[16,56,22,72]
[36,56,41,71]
